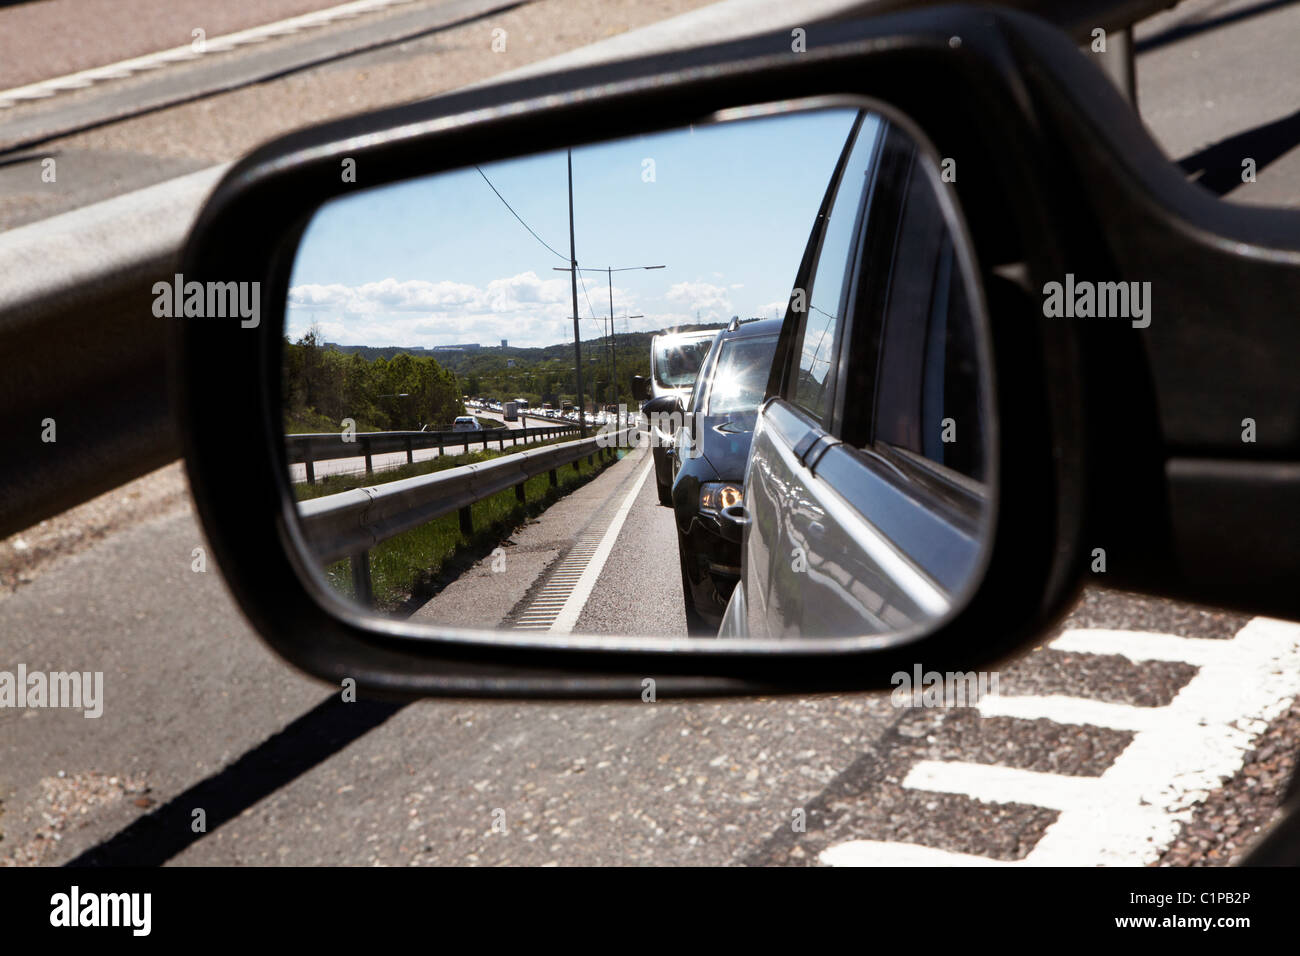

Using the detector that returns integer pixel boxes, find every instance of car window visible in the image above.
[654,337,713,389]
[706,334,780,415]
[789,115,881,424]
[871,156,986,484]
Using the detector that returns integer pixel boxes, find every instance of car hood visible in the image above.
[696,410,759,479]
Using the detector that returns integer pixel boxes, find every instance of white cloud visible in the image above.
[665,280,734,323]
[286,272,644,348]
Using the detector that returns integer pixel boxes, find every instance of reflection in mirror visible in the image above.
[282,101,993,645]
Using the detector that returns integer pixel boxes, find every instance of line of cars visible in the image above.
[637,110,991,639]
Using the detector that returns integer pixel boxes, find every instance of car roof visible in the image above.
[652,328,720,346]
[713,317,783,343]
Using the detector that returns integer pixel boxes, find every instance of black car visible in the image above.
[662,318,781,634]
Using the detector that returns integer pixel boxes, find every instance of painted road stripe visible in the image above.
[903,761,1101,811]
[548,457,653,634]
[820,841,1016,867]
[821,618,1300,866]
[0,0,419,109]
[1050,628,1232,666]
[976,694,1163,732]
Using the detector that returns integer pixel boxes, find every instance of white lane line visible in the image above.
[0,0,418,109]
[902,761,1101,812]
[821,618,1300,866]
[1050,628,1233,666]
[976,694,1163,732]
[548,457,653,634]
[820,842,1016,867]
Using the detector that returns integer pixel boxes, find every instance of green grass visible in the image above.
[284,408,383,435]
[318,446,624,611]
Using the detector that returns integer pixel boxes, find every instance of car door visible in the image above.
[739,110,883,637]
[741,117,988,638]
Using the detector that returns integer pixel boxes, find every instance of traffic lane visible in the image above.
[0,0,718,230]
[171,682,897,866]
[0,0,399,89]
[1137,0,1300,207]
[0,507,326,865]
[574,449,688,637]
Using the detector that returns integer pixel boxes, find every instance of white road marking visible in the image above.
[821,618,1300,866]
[820,841,1015,867]
[548,457,653,634]
[0,0,418,109]
[903,761,1101,812]
[1050,628,1233,666]
[976,694,1162,732]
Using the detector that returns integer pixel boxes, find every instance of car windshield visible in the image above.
[654,338,714,389]
[706,334,779,416]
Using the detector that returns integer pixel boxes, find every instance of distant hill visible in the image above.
[321,318,766,407]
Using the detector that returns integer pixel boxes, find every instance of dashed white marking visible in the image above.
[903,761,1101,812]
[0,0,418,109]
[820,841,1015,867]
[1050,628,1232,666]
[976,694,1161,732]
[821,618,1300,866]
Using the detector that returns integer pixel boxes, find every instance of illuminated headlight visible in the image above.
[700,482,743,514]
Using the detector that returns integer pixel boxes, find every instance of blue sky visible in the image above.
[287,106,866,349]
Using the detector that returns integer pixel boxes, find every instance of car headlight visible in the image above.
[700,482,743,514]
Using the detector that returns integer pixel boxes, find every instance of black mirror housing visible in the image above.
[174,5,1300,698]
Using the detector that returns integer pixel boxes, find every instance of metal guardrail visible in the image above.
[297,426,634,603]
[285,422,579,483]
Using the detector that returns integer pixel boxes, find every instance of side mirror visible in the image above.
[642,395,682,419]
[174,6,1300,700]
[630,376,651,401]
[718,504,749,545]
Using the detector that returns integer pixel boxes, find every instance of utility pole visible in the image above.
[606,266,615,411]
[566,151,585,434]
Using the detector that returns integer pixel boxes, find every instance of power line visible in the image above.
[474,165,568,261]
[576,269,604,338]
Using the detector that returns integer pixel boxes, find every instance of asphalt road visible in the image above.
[3,0,1300,866]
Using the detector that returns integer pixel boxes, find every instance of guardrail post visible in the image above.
[548,468,557,487]
[404,437,414,465]
[515,482,526,504]
[437,433,445,455]
[458,505,473,537]
[350,550,372,605]
[363,438,373,476]
[305,457,315,484]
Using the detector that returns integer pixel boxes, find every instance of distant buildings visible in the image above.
[500,339,508,348]
[429,343,482,352]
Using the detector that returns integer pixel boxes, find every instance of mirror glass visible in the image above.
[281,100,994,645]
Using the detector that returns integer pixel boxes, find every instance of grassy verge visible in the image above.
[319,447,623,612]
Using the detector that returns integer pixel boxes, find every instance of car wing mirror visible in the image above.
[173,7,1300,699]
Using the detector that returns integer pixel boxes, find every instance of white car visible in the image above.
[452,416,482,432]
